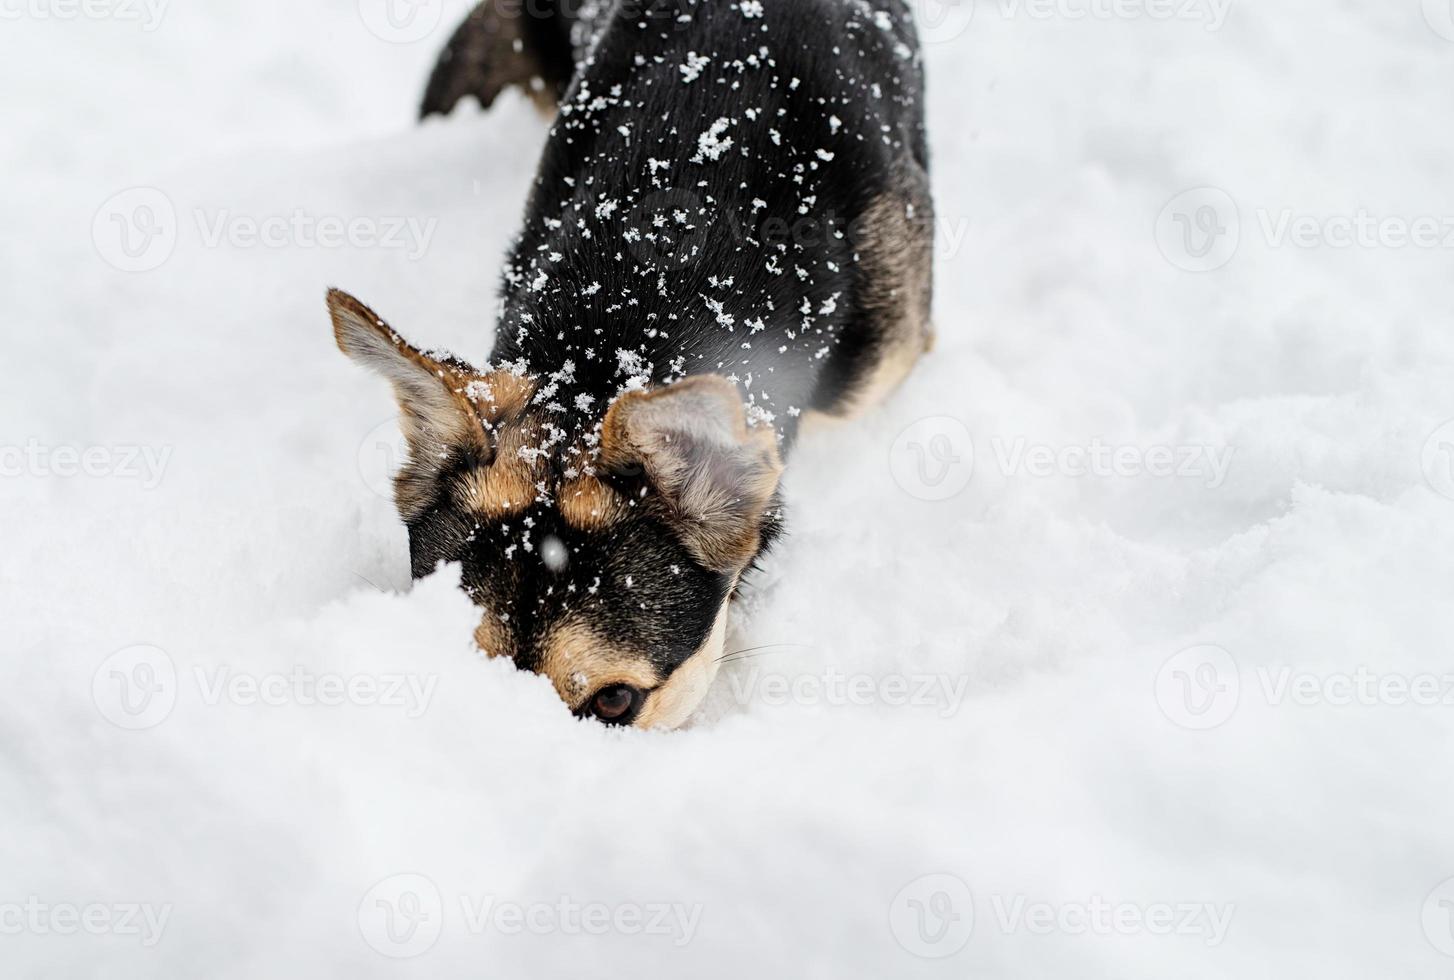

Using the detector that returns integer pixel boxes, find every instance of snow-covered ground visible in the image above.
[5,0,1454,976]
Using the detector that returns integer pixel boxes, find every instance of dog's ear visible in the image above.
[602,375,783,571]
[329,288,496,520]
[327,288,487,455]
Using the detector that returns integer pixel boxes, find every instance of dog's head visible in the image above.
[328,289,783,729]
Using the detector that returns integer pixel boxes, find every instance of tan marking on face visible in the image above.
[470,370,535,424]
[535,590,735,730]
[457,460,537,518]
[474,615,515,661]
[633,598,731,731]
[538,622,661,710]
[453,408,552,519]
[558,477,628,531]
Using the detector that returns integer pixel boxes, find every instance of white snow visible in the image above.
[693,116,736,162]
[4,2,1454,978]
[679,51,712,84]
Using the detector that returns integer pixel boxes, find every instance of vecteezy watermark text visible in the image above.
[988,894,1234,945]
[888,873,1235,958]
[1156,645,1454,729]
[357,874,703,958]
[192,666,439,717]
[92,645,440,730]
[94,188,441,272]
[0,0,169,29]
[193,209,438,260]
[991,437,1234,489]
[725,667,971,717]
[1158,187,1454,272]
[0,441,171,489]
[0,898,172,947]
[889,419,1235,501]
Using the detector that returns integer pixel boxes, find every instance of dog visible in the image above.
[328,0,933,729]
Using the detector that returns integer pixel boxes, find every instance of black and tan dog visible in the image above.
[328,0,932,729]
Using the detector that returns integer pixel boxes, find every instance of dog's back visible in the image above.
[428,0,933,445]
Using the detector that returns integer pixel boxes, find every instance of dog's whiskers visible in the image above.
[716,643,813,665]
[352,572,390,594]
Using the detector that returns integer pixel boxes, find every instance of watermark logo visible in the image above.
[1160,189,1454,270]
[358,0,446,42]
[725,666,971,717]
[94,192,440,272]
[357,876,703,956]
[932,0,1232,33]
[1156,186,1240,272]
[890,417,975,501]
[1155,644,1239,730]
[910,0,976,44]
[94,646,438,729]
[889,877,1236,954]
[992,437,1234,489]
[92,645,178,731]
[1421,418,1454,501]
[358,418,410,501]
[1423,877,1454,957]
[1423,0,1454,41]
[93,187,177,273]
[889,874,974,958]
[890,424,1235,498]
[1156,649,1454,726]
[359,874,444,959]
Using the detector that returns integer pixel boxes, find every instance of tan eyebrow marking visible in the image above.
[455,405,551,519]
[557,477,629,531]
[457,461,536,518]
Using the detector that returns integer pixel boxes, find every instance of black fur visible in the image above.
[485,0,928,451]
[403,0,928,695]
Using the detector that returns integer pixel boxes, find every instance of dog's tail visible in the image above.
[419,0,579,119]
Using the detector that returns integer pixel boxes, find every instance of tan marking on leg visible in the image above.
[558,477,628,531]
[834,319,935,420]
[829,171,935,419]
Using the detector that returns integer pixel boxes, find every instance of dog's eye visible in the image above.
[590,685,641,725]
